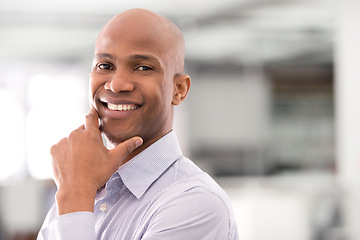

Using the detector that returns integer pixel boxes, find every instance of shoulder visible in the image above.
[165,156,230,199]
[151,156,232,209]
[141,157,237,239]
[143,185,233,240]
[156,184,231,221]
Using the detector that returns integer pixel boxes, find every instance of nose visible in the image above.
[104,70,135,93]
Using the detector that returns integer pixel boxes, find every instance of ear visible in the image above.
[172,74,191,105]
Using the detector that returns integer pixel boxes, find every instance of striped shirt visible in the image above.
[37,130,239,240]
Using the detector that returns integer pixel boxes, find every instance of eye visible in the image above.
[136,65,153,71]
[96,63,113,70]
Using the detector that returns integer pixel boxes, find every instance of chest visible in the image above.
[94,187,157,240]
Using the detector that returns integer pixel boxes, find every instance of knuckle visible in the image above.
[126,143,134,154]
[50,144,57,155]
[50,137,66,155]
[68,130,78,139]
[85,112,95,122]
[88,130,98,139]
[50,138,64,154]
[85,130,99,143]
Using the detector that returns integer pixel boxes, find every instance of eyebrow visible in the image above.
[94,53,161,65]
[128,54,161,66]
[94,53,115,60]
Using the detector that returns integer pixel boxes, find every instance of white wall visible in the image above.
[336,0,360,239]
[188,67,271,150]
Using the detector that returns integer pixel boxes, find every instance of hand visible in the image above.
[50,107,143,215]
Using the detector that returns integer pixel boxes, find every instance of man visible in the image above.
[37,8,239,240]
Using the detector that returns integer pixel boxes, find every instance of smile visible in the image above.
[107,103,139,111]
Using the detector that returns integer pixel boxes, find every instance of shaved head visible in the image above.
[90,8,191,148]
[96,8,185,75]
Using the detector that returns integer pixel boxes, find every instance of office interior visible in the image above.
[1,0,360,239]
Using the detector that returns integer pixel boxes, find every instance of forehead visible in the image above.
[95,12,175,59]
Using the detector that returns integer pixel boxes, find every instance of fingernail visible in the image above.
[135,138,143,148]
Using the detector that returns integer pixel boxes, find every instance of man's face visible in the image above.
[89,13,178,146]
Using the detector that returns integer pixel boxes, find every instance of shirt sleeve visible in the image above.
[141,187,233,240]
[37,210,96,240]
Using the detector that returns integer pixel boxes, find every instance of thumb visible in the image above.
[109,136,143,161]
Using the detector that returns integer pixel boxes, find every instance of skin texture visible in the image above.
[51,9,191,215]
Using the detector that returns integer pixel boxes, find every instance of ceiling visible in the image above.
[0,0,335,66]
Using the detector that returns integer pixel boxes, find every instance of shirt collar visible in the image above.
[117,130,182,199]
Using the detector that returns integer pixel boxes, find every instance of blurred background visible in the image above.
[1,0,360,239]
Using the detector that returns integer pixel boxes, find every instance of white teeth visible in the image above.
[108,103,117,110]
[107,103,137,111]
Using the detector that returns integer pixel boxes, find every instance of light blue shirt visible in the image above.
[37,131,239,240]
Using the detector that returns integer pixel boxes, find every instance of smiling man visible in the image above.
[37,8,239,240]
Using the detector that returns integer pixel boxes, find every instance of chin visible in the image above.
[100,121,129,143]
[102,131,127,146]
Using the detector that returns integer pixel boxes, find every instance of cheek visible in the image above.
[162,79,175,104]
[89,76,104,99]
[154,82,172,107]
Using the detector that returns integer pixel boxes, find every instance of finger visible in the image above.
[76,125,85,131]
[109,136,143,163]
[84,107,99,131]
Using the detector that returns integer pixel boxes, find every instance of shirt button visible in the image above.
[100,203,107,212]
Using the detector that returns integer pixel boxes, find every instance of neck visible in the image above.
[105,130,173,166]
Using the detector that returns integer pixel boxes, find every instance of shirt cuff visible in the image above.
[39,211,95,240]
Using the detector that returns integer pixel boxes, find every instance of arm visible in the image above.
[38,108,142,239]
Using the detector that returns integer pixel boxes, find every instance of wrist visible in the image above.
[56,187,96,215]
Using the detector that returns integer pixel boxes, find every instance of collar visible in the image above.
[117,130,182,199]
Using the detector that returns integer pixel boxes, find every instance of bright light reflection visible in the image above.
[0,89,25,181]
[27,73,87,180]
